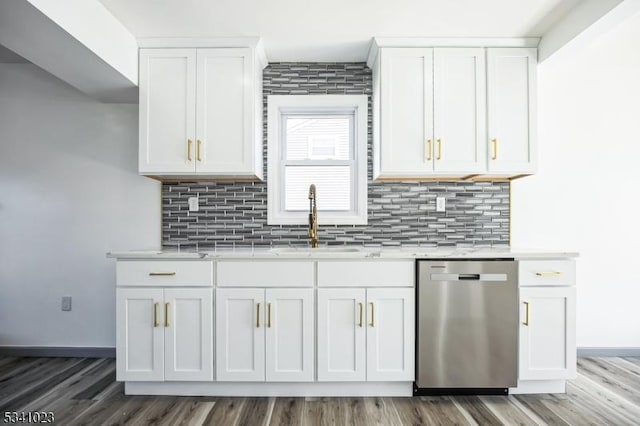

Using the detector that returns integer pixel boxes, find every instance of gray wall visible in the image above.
[163,63,509,250]
[0,63,160,348]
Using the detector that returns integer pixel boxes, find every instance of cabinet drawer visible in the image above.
[117,261,213,287]
[216,260,314,287]
[318,260,414,287]
[519,260,575,287]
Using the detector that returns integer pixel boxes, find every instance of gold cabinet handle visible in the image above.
[535,271,563,277]
[197,139,202,161]
[358,302,363,327]
[149,272,176,277]
[523,301,530,326]
[369,302,375,327]
[425,139,432,161]
[256,303,260,328]
[492,138,498,160]
[187,139,193,161]
[153,303,159,327]
[436,139,442,160]
[164,303,170,327]
[267,303,272,328]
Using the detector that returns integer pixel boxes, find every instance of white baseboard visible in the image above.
[125,381,413,397]
[509,380,566,394]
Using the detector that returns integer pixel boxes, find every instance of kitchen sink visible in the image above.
[271,247,363,253]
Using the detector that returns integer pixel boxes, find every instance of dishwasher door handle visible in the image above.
[458,274,481,280]
[430,273,508,282]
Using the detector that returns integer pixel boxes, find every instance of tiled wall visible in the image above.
[162,63,510,250]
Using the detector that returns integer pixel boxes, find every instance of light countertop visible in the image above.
[107,247,578,260]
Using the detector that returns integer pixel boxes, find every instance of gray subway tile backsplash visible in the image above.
[162,63,509,250]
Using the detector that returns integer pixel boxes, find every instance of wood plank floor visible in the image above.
[1,357,639,425]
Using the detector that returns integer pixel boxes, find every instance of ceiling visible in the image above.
[98,0,582,61]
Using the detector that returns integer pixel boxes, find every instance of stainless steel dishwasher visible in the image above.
[415,260,518,395]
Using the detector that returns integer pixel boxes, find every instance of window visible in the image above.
[267,95,368,225]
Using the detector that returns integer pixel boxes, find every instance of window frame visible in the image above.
[267,95,368,225]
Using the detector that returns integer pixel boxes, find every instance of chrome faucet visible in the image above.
[308,184,318,248]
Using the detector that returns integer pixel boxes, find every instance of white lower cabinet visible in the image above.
[519,286,577,381]
[265,288,315,381]
[366,288,415,381]
[116,287,213,382]
[116,288,164,381]
[113,257,578,396]
[164,288,214,381]
[317,288,414,382]
[215,288,264,381]
[216,288,314,382]
[318,288,366,381]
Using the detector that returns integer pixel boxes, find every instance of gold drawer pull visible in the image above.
[369,302,375,327]
[149,272,176,277]
[256,303,260,328]
[187,139,193,161]
[164,303,170,327]
[425,139,432,161]
[267,303,272,328]
[153,303,159,327]
[197,139,203,161]
[436,139,442,160]
[523,301,530,326]
[358,302,363,327]
[492,138,498,160]
[535,271,562,277]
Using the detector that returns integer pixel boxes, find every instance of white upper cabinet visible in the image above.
[375,47,485,178]
[139,49,196,175]
[487,48,537,174]
[378,48,434,176]
[433,48,485,173]
[371,42,537,179]
[196,48,255,175]
[139,44,265,179]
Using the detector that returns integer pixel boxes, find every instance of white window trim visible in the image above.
[267,94,368,225]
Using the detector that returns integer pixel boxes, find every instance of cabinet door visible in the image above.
[520,287,576,380]
[265,289,314,382]
[116,288,164,381]
[196,48,253,175]
[164,288,213,381]
[433,48,486,173]
[379,48,434,176]
[487,48,537,173]
[366,288,414,381]
[317,288,366,381]
[139,49,196,174]
[216,288,265,381]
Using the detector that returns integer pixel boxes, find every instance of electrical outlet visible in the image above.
[61,296,72,311]
[188,196,199,212]
[436,197,446,212]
